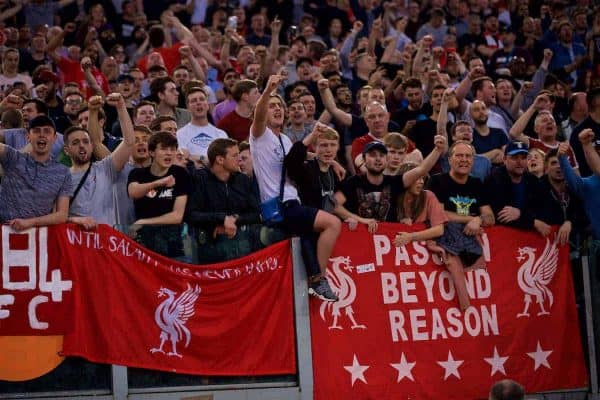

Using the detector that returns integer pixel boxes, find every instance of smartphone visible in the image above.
[227,16,238,29]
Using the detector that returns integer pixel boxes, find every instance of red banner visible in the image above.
[310,224,588,400]
[0,225,73,335]
[0,224,296,376]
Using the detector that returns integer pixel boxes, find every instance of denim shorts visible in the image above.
[281,200,318,236]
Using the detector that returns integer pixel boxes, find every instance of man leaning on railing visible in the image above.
[0,115,73,231]
[184,138,262,264]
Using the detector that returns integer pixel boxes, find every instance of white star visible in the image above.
[484,347,509,376]
[527,341,553,370]
[343,354,369,386]
[437,351,464,380]
[390,353,416,382]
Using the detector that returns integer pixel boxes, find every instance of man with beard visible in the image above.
[407,84,453,158]
[485,141,542,232]
[532,148,586,245]
[336,135,447,224]
[391,78,431,132]
[0,115,72,230]
[64,93,135,229]
[510,95,579,172]
[212,69,240,125]
[456,75,509,135]
[34,70,65,123]
[469,100,509,165]
[55,92,84,133]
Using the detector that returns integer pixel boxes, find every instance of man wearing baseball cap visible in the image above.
[485,141,542,232]
[335,136,447,228]
[0,115,73,231]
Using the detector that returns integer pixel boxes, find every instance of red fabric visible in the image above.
[310,224,587,399]
[9,224,297,376]
[217,110,252,142]
[56,57,109,99]
[0,225,73,334]
[137,43,184,75]
[529,138,579,169]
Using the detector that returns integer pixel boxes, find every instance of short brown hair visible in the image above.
[149,115,177,132]
[383,132,408,149]
[239,141,250,153]
[207,138,238,166]
[148,131,178,152]
[232,79,258,102]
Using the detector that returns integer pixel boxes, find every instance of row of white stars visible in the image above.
[343,341,552,386]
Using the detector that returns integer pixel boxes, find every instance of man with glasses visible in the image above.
[0,116,72,230]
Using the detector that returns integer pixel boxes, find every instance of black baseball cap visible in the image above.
[505,141,529,156]
[362,141,388,156]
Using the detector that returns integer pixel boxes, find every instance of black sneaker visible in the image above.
[308,277,338,302]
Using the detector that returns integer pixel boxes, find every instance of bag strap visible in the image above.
[277,134,286,202]
[70,162,93,203]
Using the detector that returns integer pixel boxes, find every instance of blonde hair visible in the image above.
[384,132,408,150]
[317,127,339,142]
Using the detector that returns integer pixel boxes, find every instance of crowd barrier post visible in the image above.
[291,237,315,400]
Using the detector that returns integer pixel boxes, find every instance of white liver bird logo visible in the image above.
[319,256,366,330]
[516,238,559,318]
[150,283,201,358]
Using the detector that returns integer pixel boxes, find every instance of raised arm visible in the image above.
[105,93,135,171]
[558,143,584,197]
[402,135,447,188]
[81,57,105,97]
[268,17,282,62]
[250,74,283,138]
[87,96,112,160]
[508,94,547,144]
[437,88,453,138]
[579,129,600,176]
[317,78,352,126]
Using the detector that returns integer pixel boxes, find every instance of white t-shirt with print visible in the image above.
[176,122,228,160]
[249,126,299,203]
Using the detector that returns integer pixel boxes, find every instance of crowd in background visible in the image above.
[0,0,600,302]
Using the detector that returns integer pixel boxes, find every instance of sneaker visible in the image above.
[308,278,338,302]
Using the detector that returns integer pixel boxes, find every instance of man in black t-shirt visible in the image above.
[335,136,447,227]
[428,141,495,232]
[127,131,191,259]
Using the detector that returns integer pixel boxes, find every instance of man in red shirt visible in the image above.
[217,80,261,142]
[47,24,109,99]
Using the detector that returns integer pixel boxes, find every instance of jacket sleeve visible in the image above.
[284,141,309,184]
[184,172,227,226]
[236,176,262,226]
[560,155,585,198]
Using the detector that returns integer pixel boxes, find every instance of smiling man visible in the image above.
[0,115,73,231]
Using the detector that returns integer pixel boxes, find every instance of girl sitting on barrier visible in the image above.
[393,163,485,311]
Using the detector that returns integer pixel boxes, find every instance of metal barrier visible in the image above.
[1,227,599,400]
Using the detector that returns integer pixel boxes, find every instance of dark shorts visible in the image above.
[281,200,318,236]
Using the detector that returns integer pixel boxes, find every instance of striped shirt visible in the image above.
[0,146,73,222]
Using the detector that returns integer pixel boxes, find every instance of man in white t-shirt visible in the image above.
[250,75,340,302]
[177,87,227,166]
